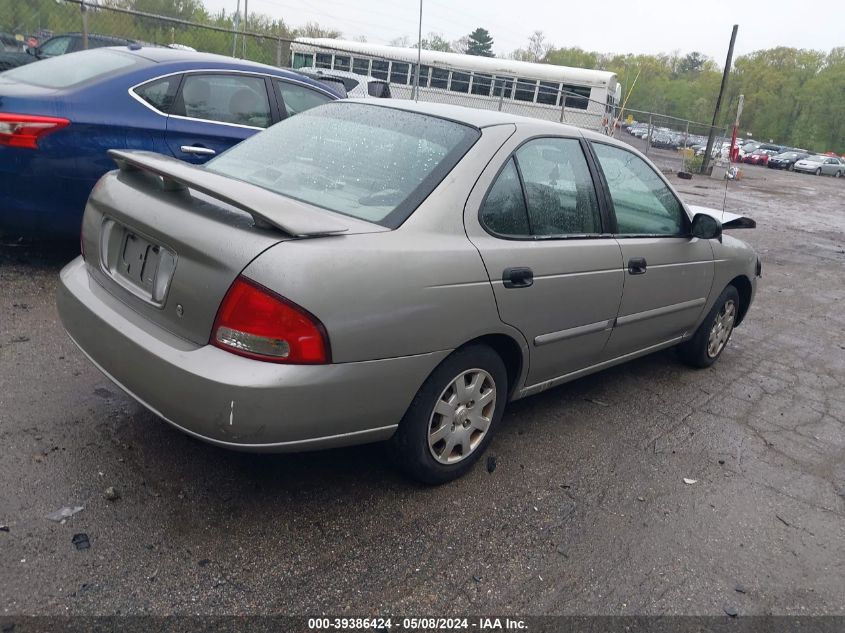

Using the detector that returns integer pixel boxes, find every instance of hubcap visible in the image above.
[427,368,496,465]
[707,299,736,359]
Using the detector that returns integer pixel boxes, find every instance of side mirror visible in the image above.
[691,213,722,240]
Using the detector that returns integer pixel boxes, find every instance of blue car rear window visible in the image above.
[2,49,150,89]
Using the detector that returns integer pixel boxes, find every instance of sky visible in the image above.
[202,0,844,61]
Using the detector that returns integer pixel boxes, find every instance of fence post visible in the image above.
[80,0,89,50]
[497,83,505,112]
[276,38,282,67]
[645,113,653,156]
[559,91,566,123]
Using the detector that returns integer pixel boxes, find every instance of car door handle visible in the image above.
[628,257,647,275]
[502,267,533,288]
[180,145,216,156]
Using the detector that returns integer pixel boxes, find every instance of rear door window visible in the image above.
[176,73,272,128]
[38,36,73,57]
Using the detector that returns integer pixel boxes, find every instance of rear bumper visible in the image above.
[57,257,449,451]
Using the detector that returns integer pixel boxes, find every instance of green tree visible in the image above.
[465,27,493,57]
[418,32,451,52]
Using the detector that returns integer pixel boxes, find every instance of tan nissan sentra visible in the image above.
[58,100,760,483]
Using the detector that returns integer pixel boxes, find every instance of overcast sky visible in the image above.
[203,0,843,61]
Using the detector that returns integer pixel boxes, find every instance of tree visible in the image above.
[418,32,451,52]
[389,35,410,47]
[527,30,552,63]
[677,51,707,76]
[465,27,494,57]
[450,35,470,54]
[295,21,341,38]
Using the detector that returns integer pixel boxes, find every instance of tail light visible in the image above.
[211,277,330,364]
[0,113,70,149]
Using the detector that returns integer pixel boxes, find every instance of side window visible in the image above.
[133,76,179,113]
[275,81,332,117]
[480,159,530,236]
[515,138,602,235]
[39,37,72,57]
[592,143,685,236]
[178,74,271,128]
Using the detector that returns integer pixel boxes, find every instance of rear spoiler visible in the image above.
[108,150,350,238]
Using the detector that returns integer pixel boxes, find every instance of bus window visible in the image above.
[493,77,513,99]
[390,62,410,84]
[514,78,536,102]
[316,53,332,69]
[450,71,470,93]
[371,60,389,80]
[537,81,559,105]
[562,85,591,109]
[471,73,492,96]
[352,57,370,75]
[292,52,314,69]
[417,65,432,87]
[334,55,350,71]
[431,67,449,89]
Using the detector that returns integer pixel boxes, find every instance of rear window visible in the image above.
[206,102,480,228]
[2,49,149,88]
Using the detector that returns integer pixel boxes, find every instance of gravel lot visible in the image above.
[1,150,844,617]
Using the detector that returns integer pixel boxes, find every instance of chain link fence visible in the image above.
[4,0,730,174]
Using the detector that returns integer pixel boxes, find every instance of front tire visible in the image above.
[815,168,822,176]
[835,171,842,178]
[678,285,740,369]
[388,344,507,484]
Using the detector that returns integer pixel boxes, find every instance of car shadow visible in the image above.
[0,237,80,270]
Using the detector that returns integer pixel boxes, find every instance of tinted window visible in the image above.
[315,53,332,69]
[352,57,370,75]
[515,138,601,235]
[207,103,480,227]
[537,82,559,106]
[179,74,271,128]
[276,80,332,116]
[371,60,389,80]
[430,67,449,89]
[3,48,149,88]
[450,71,470,93]
[292,52,313,69]
[563,85,591,109]
[592,143,685,235]
[133,76,178,113]
[480,159,529,236]
[471,73,492,96]
[333,55,350,71]
[390,62,410,84]
[368,81,390,98]
[514,79,536,102]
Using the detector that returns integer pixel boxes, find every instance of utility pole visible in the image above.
[232,0,240,58]
[242,0,248,59]
[701,24,738,174]
[413,0,423,100]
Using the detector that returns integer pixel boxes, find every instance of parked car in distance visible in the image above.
[0,45,341,238]
[293,67,391,98]
[793,154,843,177]
[650,133,676,150]
[742,148,777,166]
[767,151,808,170]
[57,100,760,484]
[0,32,135,71]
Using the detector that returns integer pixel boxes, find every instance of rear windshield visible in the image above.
[206,102,480,227]
[2,49,149,88]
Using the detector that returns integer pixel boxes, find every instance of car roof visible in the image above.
[115,46,304,76]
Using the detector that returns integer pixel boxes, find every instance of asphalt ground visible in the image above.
[1,148,844,618]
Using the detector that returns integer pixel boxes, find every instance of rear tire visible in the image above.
[835,171,842,178]
[815,168,822,176]
[678,285,740,369]
[388,344,507,484]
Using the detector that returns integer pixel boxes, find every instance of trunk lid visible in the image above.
[82,152,386,345]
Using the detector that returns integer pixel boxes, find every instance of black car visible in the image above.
[767,151,808,171]
[0,32,135,71]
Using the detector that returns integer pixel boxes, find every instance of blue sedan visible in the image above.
[0,45,340,238]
